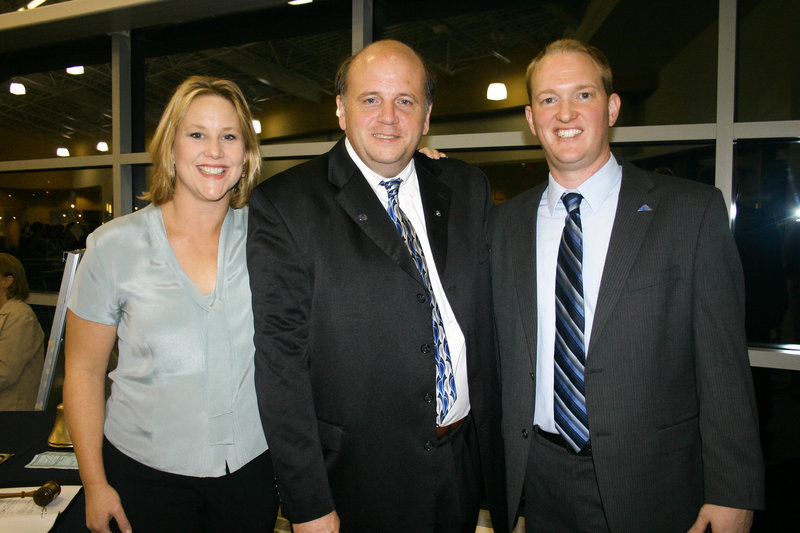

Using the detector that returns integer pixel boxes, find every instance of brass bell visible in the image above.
[48,403,73,448]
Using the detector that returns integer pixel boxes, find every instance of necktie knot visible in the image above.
[380,178,403,200]
[562,192,583,215]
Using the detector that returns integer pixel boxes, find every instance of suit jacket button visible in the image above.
[424,393,434,403]
[529,372,535,380]
[420,344,432,354]
[424,441,434,452]
[417,293,426,303]
[522,428,529,439]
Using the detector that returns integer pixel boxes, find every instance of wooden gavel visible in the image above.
[0,481,62,506]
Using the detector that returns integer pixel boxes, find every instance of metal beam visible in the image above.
[111,31,132,217]
[352,0,373,54]
[715,0,736,214]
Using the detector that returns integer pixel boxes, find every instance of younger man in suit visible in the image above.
[247,40,505,533]
[490,38,764,532]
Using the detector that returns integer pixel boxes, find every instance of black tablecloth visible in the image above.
[0,410,86,531]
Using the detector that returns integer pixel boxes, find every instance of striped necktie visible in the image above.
[380,178,456,425]
[554,192,590,452]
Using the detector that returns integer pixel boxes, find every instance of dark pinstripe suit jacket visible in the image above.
[489,159,764,531]
[247,138,507,532]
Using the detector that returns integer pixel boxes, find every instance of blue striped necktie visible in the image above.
[554,191,590,452]
[380,178,456,425]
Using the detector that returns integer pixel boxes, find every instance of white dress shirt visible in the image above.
[345,139,469,426]
[533,154,622,432]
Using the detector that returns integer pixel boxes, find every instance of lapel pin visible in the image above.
[637,204,653,212]
[434,210,442,217]
[358,213,368,221]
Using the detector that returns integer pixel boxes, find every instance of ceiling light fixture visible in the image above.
[252,120,262,134]
[288,0,313,5]
[66,66,85,75]
[18,0,48,10]
[56,147,70,157]
[486,82,507,101]
[96,141,109,152]
[9,82,25,95]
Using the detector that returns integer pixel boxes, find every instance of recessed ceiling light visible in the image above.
[486,82,507,101]
[56,148,70,157]
[66,66,85,75]
[96,141,109,152]
[9,82,25,95]
[252,120,262,134]
[288,0,313,5]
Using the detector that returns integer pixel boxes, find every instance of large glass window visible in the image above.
[0,167,109,291]
[736,0,800,122]
[733,140,800,348]
[378,0,717,129]
[444,143,716,204]
[0,43,111,160]
[137,1,351,149]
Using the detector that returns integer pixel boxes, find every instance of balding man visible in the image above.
[247,40,507,533]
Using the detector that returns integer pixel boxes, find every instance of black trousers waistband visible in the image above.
[534,426,592,456]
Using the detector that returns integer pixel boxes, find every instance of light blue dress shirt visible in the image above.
[68,204,267,477]
[533,155,622,433]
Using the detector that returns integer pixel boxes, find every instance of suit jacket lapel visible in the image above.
[328,138,422,284]
[512,184,546,370]
[415,153,450,275]
[588,162,658,358]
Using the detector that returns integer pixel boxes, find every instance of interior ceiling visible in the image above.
[0,0,69,13]
[0,0,720,153]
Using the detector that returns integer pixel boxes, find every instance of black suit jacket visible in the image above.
[490,159,764,531]
[247,138,506,532]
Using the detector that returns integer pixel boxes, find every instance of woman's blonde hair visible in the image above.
[0,253,30,301]
[143,76,262,208]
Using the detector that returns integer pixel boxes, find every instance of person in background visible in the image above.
[490,39,764,532]
[64,76,278,533]
[0,252,45,411]
[247,40,506,533]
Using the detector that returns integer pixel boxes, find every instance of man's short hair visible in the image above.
[525,39,614,102]
[334,39,436,107]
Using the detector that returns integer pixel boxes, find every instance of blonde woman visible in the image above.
[64,77,277,533]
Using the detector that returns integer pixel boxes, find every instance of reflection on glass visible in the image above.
[142,32,349,148]
[0,168,110,291]
[0,60,112,161]
[380,1,717,128]
[734,140,800,347]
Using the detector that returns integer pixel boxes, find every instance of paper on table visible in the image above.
[25,451,78,470]
[0,485,81,533]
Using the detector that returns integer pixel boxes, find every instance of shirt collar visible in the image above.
[345,137,417,190]
[545,153,622,215]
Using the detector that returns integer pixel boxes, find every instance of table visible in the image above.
[0,410,86,532]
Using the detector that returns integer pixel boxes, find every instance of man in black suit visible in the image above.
[490,39,764,532]
[247,39,506,533]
